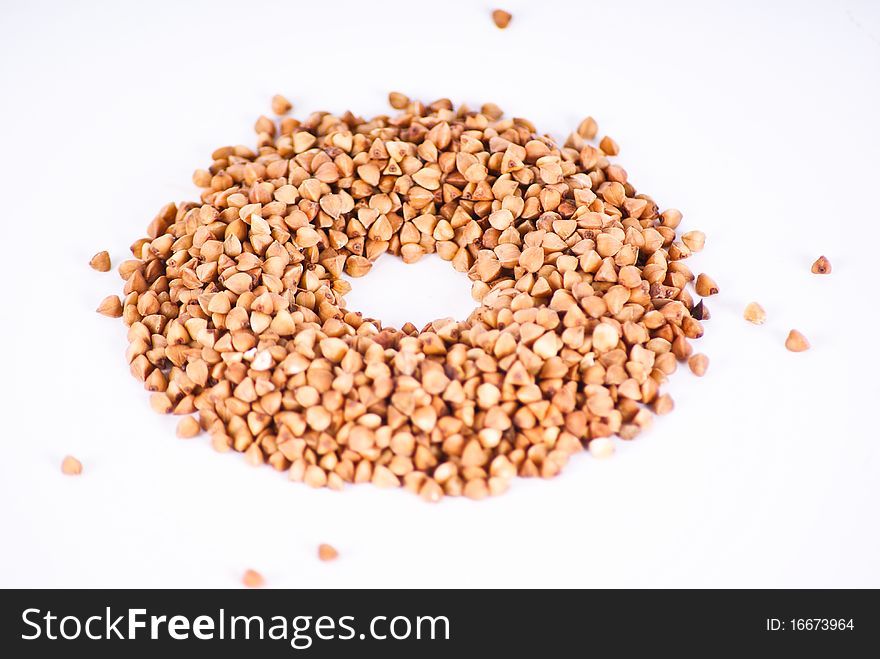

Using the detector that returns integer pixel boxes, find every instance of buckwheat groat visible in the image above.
[109,95,711,500]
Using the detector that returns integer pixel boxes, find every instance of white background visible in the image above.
[1,0,878,588]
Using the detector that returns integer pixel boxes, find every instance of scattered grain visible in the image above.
[89,251,111,272]
[271,94,292,116]
[577,116,598,140]
[688,353,709,376]
[61,455,82,476]
[318,544,339,562]
[492,9,512,28]
[96,295,123,317]
[785,330,810,352]
[811,255,831,274]
[388,91,409,109]
[695,273,719,297]
[599,135,619,155]
[743,302,766,325]
[242,569,264,588]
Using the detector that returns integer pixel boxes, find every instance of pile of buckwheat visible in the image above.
[98,93,715,501]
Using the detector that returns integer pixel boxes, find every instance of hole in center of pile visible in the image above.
[342,254,477,330]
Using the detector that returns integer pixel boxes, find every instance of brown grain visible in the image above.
[242,569,265,588]
[743,302,766,324]
[688,353,709,376]
[492,9,512,28]
[785,329,810,352]
[318,544,339,562]
[271,94,292,116]
[96,295,123,317]
[695,273,719,297]
[811,255,831,274]
[90,251,111,272]
[104,94,712,500]
[176,416,201,438]
[61,455,83,475]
